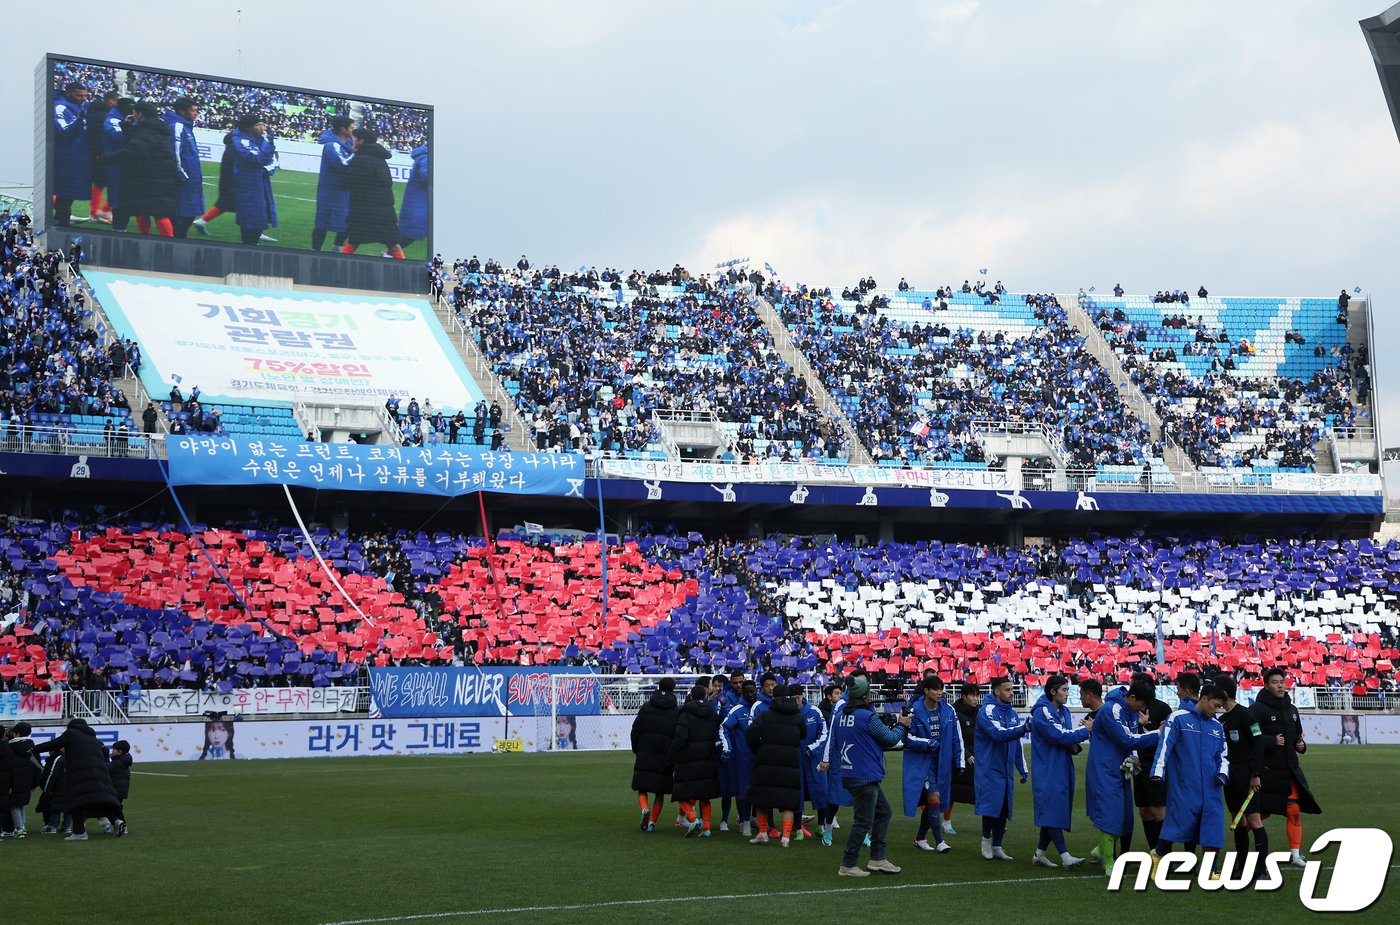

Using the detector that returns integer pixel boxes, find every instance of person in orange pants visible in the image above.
[1250,667,1321,866]
[668,681,722,837]
[630,678,679,832]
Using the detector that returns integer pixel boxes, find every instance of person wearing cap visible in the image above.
[231,113,279,246]
[1215,673,1269,878]
[1029,674,1092,867]
[99,101,178,237]
[29,718,126,840]
[1251,666,1321,868]
[1148,682,1229,868]
[974,676,1029,861]
[946,680,981,836]
[832,672,910,876]
[903,675,963,853]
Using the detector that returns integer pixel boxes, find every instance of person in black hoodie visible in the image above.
[947,682,981,836]
[631,677,679,832]
[745,683,807,847]
[1252,667,1321,868]
[667,682,722,837]
[341,128,404,258]
[30,718,126,841]
[3,721,41,837]
[99,101,178,237]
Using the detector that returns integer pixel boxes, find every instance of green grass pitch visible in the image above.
[3,744,1396,924]
[75,163,428,262]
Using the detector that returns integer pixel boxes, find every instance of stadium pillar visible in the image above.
[879,515,894,543]
[1006,521,1024,546]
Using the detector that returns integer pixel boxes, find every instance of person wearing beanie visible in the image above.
[667,682,722,838]
[1029,675,1092,867]
[630,677,679,832]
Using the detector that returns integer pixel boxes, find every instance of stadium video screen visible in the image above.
[47,56,431,260]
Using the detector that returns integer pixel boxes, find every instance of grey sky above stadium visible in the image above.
[4,0,1397,446]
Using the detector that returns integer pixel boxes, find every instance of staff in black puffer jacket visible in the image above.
[4,722,42,836]
[745,684,807,846]
[31,718,127,840]
[631,677,679,832]
[947,683,981,835]
[36,752,70,834]
[668,682,722,837]
[1251,667,1322,867]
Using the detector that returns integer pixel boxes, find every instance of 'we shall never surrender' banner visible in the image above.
[368,667,603,718]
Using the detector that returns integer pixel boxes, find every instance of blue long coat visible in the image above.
[1150,707,1229,849]
[720,700,755,799]
[101,110,127,216]
[974,699,1028,818]
[821,695,853,807]
[162,110,204,218]
[231,129,278,232]
[398,145,429,241]
[799,701,829,808]
[1030,694,1090,830]
[903,697,963,816]
[314,129,353,232]
[53,94,91,200]
[1085,687,1159,836]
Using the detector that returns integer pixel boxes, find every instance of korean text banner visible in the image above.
[167,437,585,498]
[126,686,361,718]
[0,691,64,721]
[368,666,604,718]
[82,271,482,412]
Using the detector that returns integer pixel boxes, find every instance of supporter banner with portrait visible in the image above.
[167,437,584,497]
[126,686,360,718]
[47,55,431,260]
[83,272,482,412]
[368,666,604,718]
[0,691,64,721]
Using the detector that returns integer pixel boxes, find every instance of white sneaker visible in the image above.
[749,832,769,846]
[867,858,902,874]
[981,836,994,860]
[1033,850,1058,867]
[832,818,840,829]
[992,846,1014,861]
[1061,852,1086,868]
[740,822,752,837]
[719,821,730,832]
[65,833,89,841]
[935,841,952,853]
[259,233,278,243]
[943,820,957,836]
[780,836,791,848]
[191,218,210,235]
[838,866,870,877]
[1289,852,1308,868]
[914,839,936,851]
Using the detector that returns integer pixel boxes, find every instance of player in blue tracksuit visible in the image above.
[974,676,1029,860]
[101,99,134,232]
[230,115,279,245]
[313,117,355,251]
[903,676,963,852]
[720,680,757,835]
[1085,678,1159,873]
[52,82,92,227]
[798,689,829,842]
[1150,683,1230,856]
[161,97,204,237]
[1030,675,1092,867]
[398,144,429,247]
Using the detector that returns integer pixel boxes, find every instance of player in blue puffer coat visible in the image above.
[1149,683,1230,856]
[721,680,757,835]
[162,97,205,236]
[974,676,1029,860]
[231,114,279,245]
[1029,675,1092,867]
[798,688,829,842]
[1084,678,1159,874]
[398,144,429,247]
[313,117,355,251]
[903,676,964,852]
[52,83,92,226]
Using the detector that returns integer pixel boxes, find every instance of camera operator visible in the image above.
[830,674,910,877]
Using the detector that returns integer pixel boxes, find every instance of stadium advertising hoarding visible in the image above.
[46,55,430,259]
[83,271,481,411]
[368,666,604,718]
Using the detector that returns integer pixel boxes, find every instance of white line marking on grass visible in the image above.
[314,875,1073,925]
[131,771,190,778]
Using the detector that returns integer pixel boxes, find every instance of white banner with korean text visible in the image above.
[125,686,361,718]
[599,458,1012,490]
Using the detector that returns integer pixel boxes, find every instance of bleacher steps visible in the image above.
[751,294,875,466]
[71,267,168,436]
[426,296,534,453]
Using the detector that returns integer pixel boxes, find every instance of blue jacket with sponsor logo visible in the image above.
[162,109,204,217]
[1030,694,1090,830]
[314,129,354,233]
[1085,687,1159,835]
[53,94,91,200]
[1151,705,1229,849]
[231,129,278,232]
[398,145,429,242]
[973,697,1028,818]
[720,699,755,799]
[799,699,829,807]
[902,696,964,816]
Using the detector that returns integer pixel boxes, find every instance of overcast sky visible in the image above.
[4,1,1397,450]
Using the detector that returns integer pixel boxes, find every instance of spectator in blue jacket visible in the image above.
[974,675,1029,860]
[162,97,205,237]
[398,144,429,248]
[903,675,963,853]
[1084,678,1159,875]
[312,116,355,252]
[1149,683,1229,859]
[52,82,92,227]
[231,114,279,246]
[1030,674,1092,867]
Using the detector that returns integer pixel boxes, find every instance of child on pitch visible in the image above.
[101,740,133,835]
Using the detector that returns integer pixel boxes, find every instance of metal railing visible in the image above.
[0,424,166,460]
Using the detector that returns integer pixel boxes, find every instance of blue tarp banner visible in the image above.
[368,666,604,718]
[166,437,586,497]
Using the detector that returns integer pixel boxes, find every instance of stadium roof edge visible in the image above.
[1361,2,1400,144]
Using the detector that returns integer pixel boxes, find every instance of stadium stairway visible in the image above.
[425,292,533,453]
[1347,297,1372,406]
[751,292,875,465]
[71,266,170,436]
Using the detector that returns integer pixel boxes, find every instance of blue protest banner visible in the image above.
[368,666,603,717]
